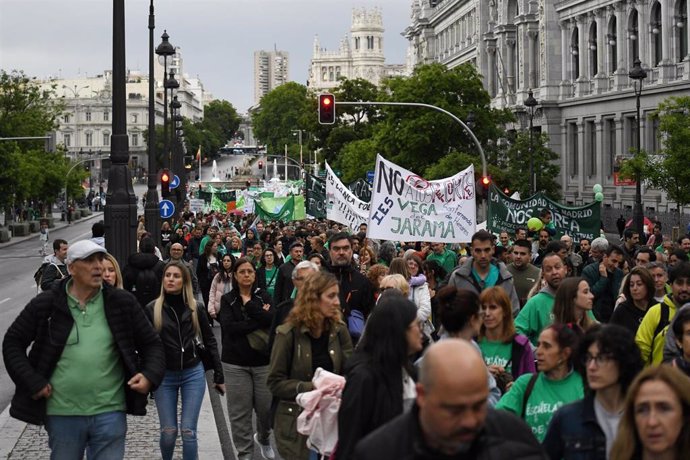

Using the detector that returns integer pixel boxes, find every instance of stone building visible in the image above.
[404,0,689,217]
[254,49,290,105]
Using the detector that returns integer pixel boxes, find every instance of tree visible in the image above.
[504,131,561,199]
[0,70,65,218]
[252,82,311,154]
[203,99,241,142]
[621,96,690,225]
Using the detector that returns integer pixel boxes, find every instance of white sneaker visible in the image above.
[254,433,275,459]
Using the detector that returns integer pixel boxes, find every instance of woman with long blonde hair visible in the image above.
[267,271,353,459]
[102,252,123,288]
[146,261,224,460]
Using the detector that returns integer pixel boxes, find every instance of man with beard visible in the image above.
[353,340,545,460]
[515,252,567,345]
[636,262,690,365]
[507,240,540,308]
[327,233,374,330]
[582,245,625,322]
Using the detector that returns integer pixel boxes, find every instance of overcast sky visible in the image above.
[0,0,411,113]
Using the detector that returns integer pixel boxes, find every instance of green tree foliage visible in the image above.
[621,96,690,224]
[203,99,241,143]
[0,70,78,216]
[504,131,561,199]
[252,82,311,155]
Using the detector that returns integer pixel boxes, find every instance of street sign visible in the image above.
[366,170,375,184]
[169,174,180,189]
[317,170,326,178]
[159,199,175,219]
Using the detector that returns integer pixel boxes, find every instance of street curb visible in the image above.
[0,212,104,251]
[0,403,26,459]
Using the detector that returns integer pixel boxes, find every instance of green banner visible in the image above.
[488,186,601,243]
[254,195,306,221]
[305,174,326,218]
[199,189,236,204]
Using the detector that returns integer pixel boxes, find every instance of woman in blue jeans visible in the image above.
[146,261,225,460]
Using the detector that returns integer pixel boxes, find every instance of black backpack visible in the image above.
[134,267,160,306]
[33,262,50,289]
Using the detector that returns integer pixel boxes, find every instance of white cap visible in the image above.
[65,240,107,264]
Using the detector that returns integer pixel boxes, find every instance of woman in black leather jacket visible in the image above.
[146,261,224,460]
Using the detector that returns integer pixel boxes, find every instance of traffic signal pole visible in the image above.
[334,100,488,221]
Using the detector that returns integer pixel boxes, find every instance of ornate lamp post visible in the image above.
[144,0,160,241]
[524,89,538,195]
[106,0,138,265]
[155,31,175,169]
[628,58,647,237]
[163,69,179,169]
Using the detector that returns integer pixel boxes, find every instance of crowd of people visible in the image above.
[5,207,690,460]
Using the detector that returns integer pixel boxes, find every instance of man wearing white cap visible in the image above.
[3,240,166,459]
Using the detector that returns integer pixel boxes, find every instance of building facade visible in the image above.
[405,0,690,216]
[39,48,208,183]
[308,8,407,92]
[254,49,290,105]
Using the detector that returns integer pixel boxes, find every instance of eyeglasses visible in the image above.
[583,353,614,366]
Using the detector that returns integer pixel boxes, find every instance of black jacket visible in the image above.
[145,298,223,384]
[2,280,166,425]
[337,354,407,460]
[328,263,375,318]
[40,260,68,292]
[354,404,547,460]
[542,394,607,460]
[122,252,166,307]
[218,288,274,366]
[273,260,297,305]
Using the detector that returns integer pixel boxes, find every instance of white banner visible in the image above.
[367,155,476,243]
[325,162,370,232]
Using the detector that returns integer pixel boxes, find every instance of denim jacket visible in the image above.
[542,393,607,460]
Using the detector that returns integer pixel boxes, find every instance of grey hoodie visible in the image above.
[663,303,690,362]
[447,257,521,317]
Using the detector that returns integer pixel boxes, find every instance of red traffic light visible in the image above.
[161,169,170,196]
[481,176,491,187]
[318,93,336,125]
[504,187,510,194]
[258,161,263,169]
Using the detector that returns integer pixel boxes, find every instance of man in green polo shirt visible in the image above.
[3,240,165,459]
[427,242,458,275]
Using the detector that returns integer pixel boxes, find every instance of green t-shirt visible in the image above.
[264,266,278,298]
[47,283,125,416]
[478,338,513,374]
[514,290,556,346]
[495,371,584,442]
[427,249,457,275]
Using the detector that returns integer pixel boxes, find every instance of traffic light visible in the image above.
[161,169,170,196]
[245,180,251,189]
[318,93,335,125]
[477,175,491,199]
[481,176,491,188]
[503,187,510,195]
[258,161,263,170]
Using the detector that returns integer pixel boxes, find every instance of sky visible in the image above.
[0,0,411,113]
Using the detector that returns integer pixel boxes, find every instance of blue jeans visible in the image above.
[155,362,207,460]
[45,411,126,460]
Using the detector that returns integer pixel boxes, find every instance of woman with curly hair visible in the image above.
[611,365,690,460]
[267,271,353,459]
[365,263,389,301]
[543,324,644,460]
[358,246,376,274]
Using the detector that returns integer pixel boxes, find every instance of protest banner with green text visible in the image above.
[487,185,601,243]
[368,155,476,243]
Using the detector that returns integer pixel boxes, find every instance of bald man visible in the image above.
[354,340,546,459]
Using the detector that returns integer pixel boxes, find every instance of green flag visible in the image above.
[255,195,296,222]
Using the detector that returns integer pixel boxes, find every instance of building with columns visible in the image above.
[405,0,689,216]
[308,7,407,92]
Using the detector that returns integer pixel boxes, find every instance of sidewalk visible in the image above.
[0,211,104,251]
[0,378,222,459]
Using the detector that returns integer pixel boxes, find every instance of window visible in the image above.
[103,132,110,146]
[64,133,71,147]
[625,115,638,155]
[104,111,109,122]
[608,17,618,74]
[569,122,579,176]
[651,2,662,67]
[585,120,597,176]
[85,132,93,147]
[629,10,640,63]
[572,28,580,79]
[589,23,598,77]
[85,112,92,122]
[650,115,661,154]
[132,133,139,146]
[131,113,138,123]
[64,114,70,123]
[677,0,688,62]
[606,119,616,175]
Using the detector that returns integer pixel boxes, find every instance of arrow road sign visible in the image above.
[169,175,180,189]
[160,199,175,219]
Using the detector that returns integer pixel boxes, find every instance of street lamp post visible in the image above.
[155,31,175,169]
[144,0,160,240]
[628,58,647,237]
[524,89,538,195]
[164,69,180,170]
[106,0,138,266]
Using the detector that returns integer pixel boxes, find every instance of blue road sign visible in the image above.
[169,175,180,189]
[366,170,375,184]
[160,199,175,219]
